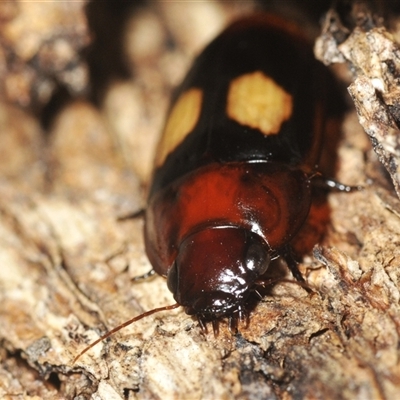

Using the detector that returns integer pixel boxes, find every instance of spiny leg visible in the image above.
[282,245,305,283]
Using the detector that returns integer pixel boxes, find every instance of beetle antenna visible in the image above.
[72,303,180,364]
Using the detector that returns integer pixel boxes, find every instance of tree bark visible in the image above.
[1,2,400,399]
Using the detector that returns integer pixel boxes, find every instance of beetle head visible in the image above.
[167,227,270,319]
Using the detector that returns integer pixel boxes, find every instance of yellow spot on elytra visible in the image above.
[156,88,203,166]
[226,71,293,135]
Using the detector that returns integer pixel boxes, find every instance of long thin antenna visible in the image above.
[72,303,180,364]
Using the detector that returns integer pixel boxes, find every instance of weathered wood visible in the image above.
[1,2,400,399]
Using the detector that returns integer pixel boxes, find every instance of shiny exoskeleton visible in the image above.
[144,14,331,323]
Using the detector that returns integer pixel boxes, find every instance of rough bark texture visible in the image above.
[1,1,400,399]
[315,3,400,199]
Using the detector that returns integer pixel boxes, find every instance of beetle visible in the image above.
[144,13,333,325]
[73,13,346,363]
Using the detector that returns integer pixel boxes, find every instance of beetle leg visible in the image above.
[253,289,263,300]
[197,316,208,333]
[212,319,220,336]
[131,269,156,282]
[281,245,305,283]
[238,308,249,328]
[228,316,239,334]
[117,208,145,220]
[311,176,363,192]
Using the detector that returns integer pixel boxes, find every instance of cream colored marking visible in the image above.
[227,71,293,135]
[156,88,203,166]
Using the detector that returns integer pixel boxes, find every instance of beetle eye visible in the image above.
[245,236,270,276]
[167,262,178,294]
